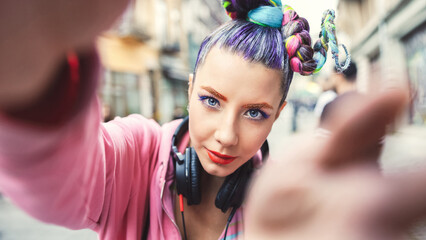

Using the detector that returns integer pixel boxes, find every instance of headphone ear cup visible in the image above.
[215,160,253,213]
[175,152,187,198]
[188,147,201,205]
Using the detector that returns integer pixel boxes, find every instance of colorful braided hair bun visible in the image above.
[281,5,316,75]
[283,7,350,75]
[222,0,350,75]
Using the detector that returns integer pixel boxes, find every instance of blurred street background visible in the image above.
[1,0,425,239]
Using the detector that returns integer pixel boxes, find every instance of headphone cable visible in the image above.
[223,207,237,240]
[179,194,188,240]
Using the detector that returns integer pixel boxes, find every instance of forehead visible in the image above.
[195,47,283,104]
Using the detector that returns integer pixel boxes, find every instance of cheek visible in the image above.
[188,103,211,146]
[239,123,272,157]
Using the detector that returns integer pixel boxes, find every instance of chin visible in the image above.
[200,160,235,178]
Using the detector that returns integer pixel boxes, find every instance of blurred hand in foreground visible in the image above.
[0,0,130,110]
[245,89,426,240]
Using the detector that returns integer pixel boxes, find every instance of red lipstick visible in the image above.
[206,148,237,165]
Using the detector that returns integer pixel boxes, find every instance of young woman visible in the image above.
[0,0,352,240]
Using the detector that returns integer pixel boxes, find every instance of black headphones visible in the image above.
[171,117,269,213]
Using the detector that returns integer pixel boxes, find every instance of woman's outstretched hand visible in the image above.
[245,89,426,240]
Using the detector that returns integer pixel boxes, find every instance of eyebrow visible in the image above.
[201,86,228,101]
[242,103,273,110]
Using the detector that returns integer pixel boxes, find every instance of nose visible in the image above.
[214,115,239,147]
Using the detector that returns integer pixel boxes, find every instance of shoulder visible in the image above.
[319,90,337,102]
[161,118,184,137]
[102,114,162,139]
[100,114,164,161]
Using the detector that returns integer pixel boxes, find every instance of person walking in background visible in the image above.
[314,73,337,118]
[320,61,358,125]
[332,61,358,95]
[315,62,357,123]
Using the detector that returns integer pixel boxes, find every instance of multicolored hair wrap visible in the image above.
[223,0,283,27]
[247,5,283,28]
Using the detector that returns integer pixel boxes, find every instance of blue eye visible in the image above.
[207,98,218,107]
[244,109,270,121]
[198,95,220,109]
[249,110,259,118]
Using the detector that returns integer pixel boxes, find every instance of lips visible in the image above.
[206,148,237,165]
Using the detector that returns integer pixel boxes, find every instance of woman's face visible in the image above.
[188,47,285,177]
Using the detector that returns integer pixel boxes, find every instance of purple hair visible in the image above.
[193,20,292,105]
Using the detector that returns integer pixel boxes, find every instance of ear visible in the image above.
[275,101,287,120]
[188,73,194,102]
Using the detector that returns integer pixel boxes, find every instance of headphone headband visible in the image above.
[171,117,189,164]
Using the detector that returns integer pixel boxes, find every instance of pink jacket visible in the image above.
[0,53,244,240]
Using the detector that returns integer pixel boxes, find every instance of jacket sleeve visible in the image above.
[0,54,161,232]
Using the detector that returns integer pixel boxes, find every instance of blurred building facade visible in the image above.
[97,0,227,123]
[336,0,425,124]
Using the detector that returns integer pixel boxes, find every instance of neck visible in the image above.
[187,140,225,203]
[174,167,232,240]
[200,169,226,204]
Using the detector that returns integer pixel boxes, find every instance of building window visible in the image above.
[102,70,141,119]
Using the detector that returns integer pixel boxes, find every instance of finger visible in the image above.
[319,89,408,169]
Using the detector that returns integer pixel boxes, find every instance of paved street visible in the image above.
[1,106,426,239]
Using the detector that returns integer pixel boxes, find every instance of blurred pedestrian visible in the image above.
[332,61,358,95]
[314,73,337,118]
[319,62,358,127]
